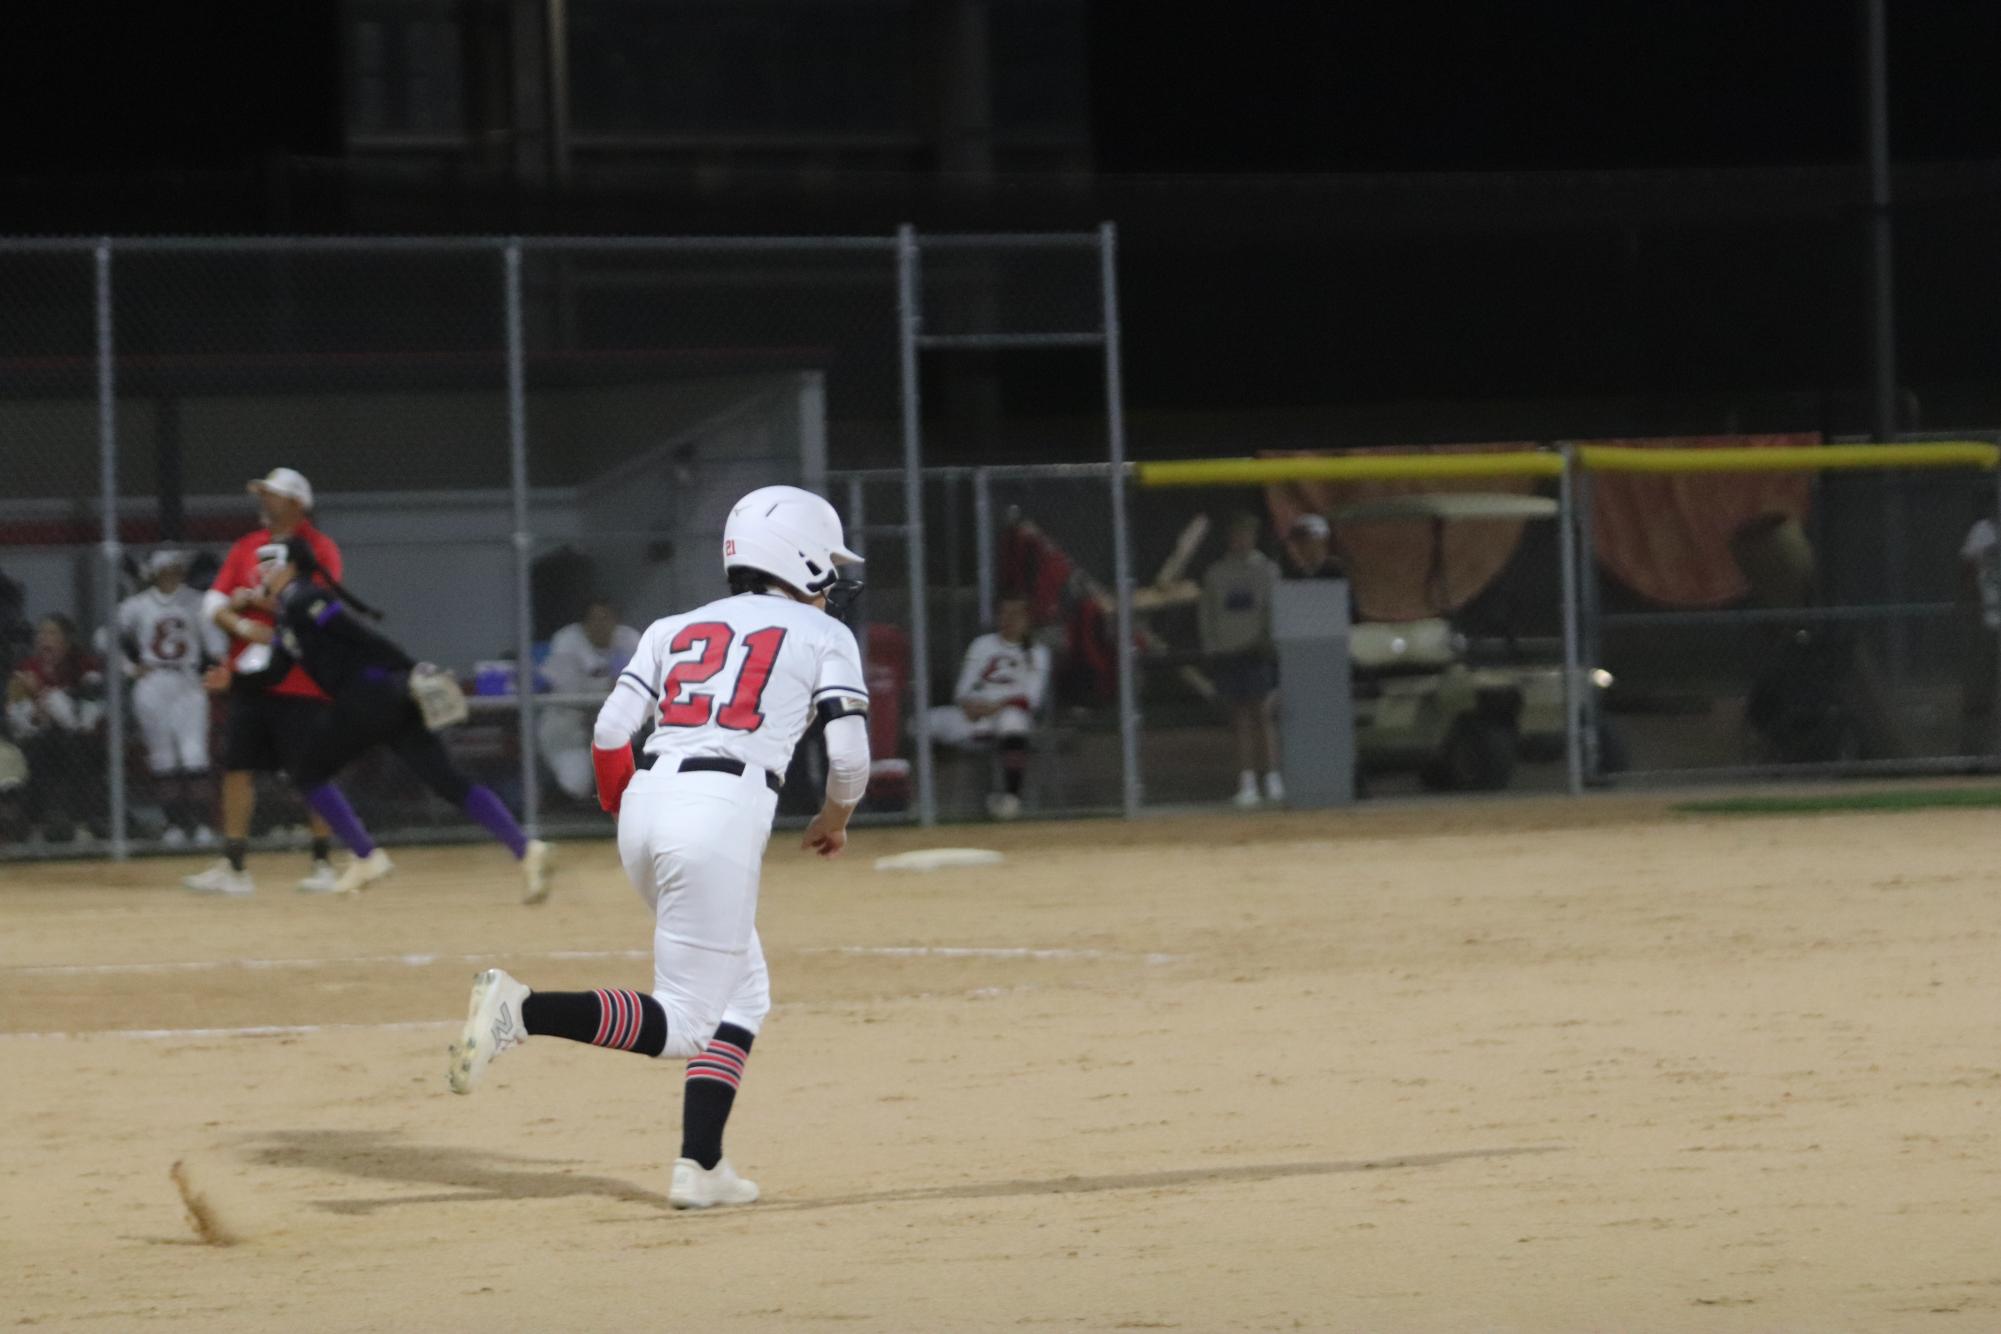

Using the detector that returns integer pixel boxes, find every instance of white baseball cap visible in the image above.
[1290,513,1331,539]
[248,467,313,510]
[146,549,190,575]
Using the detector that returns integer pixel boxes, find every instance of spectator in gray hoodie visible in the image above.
[1199,512,1283,807]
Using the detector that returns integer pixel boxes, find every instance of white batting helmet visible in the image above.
[722,485,861,602]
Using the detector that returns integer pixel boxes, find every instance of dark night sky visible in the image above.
[2,4,343,172]
[8,2,2001,183]
[1092,1,2001,173]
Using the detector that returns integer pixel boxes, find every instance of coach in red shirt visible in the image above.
[180,467,348,896]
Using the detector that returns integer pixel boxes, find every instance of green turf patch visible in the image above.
[1675,787,2001,816]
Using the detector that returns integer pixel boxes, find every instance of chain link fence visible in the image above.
[829,464,1126,824]
[0,247,103,851]
[517,239,906,836]
[1582,444,2001,782]
[105,245,514,867]
[14,231,2001,863]
[0,231,1123,862]
[1124,465,1578,808]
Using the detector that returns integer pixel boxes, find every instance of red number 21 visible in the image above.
[659,623,786,732]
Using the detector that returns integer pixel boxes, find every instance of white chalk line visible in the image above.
[5,1019,457,1042]
[7,944,1184,979]
[802,946,1185,965]
[2,980,1048,1042]
[5,948,648,980]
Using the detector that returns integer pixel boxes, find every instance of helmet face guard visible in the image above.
[823,562,865,617]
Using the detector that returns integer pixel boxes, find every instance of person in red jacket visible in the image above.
[180,468,351,896]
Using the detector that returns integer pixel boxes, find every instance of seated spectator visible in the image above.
[1283,512,1348,582]
[925,595,1051,820]
[537,597,641,802]
[1200,513,1282,808]
[6,614,106,843]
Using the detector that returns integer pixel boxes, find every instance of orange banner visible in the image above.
[1261,444,1543,622]
[1583,434,1818,607]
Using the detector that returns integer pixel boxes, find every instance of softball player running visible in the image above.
[446,485,871,1210]
[238,539,553,901]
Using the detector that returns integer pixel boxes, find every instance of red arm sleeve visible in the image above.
[592,745,637,816]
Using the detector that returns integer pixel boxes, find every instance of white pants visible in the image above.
[536,707,595,800]
[616,764,776,1058]
[132,669,209,774]
[925,703,1032,748]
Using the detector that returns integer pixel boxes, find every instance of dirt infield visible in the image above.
[5,795,2000,1331]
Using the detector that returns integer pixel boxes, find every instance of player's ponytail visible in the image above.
[284,537,385,622]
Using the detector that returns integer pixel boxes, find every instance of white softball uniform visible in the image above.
[118,587,217,774]
[926,632,1050,746]
[594,590,870,1057]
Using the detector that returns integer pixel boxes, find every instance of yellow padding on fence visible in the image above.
[1135,453,1564,487]
[1136,442,2001,487]
[1577,442,1999,473]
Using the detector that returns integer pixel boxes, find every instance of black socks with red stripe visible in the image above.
[514,993,751,1167]
[681,1023,755,1170]
[520,988,668,1058]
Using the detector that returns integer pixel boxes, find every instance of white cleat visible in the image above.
[986,792,1023,821]
[192,824,219,849]
[1262,770,1287,805]
[448,968,529,1094]
[669,1157,759,1210]
[520,839,555,905]
[296,859,342,894]
[1232,777,1261,809]
[332,849,394,895]
[182,860,254,896]
[160,825,189,849]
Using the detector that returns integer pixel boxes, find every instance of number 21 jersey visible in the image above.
[618,590,869,776]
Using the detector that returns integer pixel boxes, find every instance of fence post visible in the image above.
[973,467,995,629]
[944,468,965,665]
[1574,452,1602,783]
[97,240,127,859]
[897,225,938,826]
[1992,461,2001,766]
[1100,222,1141,818]
[846,475,870,672]
[1559,444,1584,797]
[505,241,541,838]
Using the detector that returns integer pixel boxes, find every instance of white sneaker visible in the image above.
[332,849,395,895]
[182,860,254,896]
[669,1157,759,1210]
[520,839,555,905]
[986,792,1023,821]
[296,859,341,894]
[448,968,529,1094]
[160,825,190,849]
[1232,772,1261,808]
[1263,771,1286,804]
[192,825,219,849]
